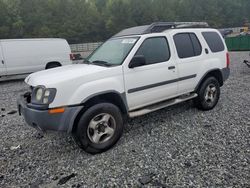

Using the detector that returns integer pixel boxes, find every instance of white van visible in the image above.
[0,38,72,81]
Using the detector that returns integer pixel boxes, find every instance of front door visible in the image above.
[0,43,7,76]
[124,36,178,111]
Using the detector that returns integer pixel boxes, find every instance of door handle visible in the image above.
[168,66,175,70]
[205,48,209,54]
[1,60,4,64]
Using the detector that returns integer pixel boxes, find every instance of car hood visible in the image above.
[25,64,108,87]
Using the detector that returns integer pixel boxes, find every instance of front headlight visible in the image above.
[36,88,43,101]
[31,86,56,105]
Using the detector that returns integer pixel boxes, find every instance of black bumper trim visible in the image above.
[221,67,230,81]
[17,95,82,132]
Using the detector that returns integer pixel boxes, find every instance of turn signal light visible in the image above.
[49,108,65,114]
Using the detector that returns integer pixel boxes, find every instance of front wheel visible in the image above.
[194,77,220,111]
[73,103,124,154]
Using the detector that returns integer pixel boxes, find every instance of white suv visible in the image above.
[18,22,230,154]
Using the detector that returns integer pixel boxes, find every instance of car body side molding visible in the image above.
[128,74,197,94]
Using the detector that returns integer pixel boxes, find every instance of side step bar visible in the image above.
[129,93,198,118]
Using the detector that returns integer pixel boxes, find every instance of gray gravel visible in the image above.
[0,52,250,187]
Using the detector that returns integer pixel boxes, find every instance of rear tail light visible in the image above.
[226,52,230,68]
[70,53,75,60]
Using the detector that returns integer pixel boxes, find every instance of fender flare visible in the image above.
[195,68,224,91]
[67,90,128,133]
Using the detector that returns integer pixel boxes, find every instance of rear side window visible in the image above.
[190,34,202,56]
[174,33,202,58]
[135,37,170,65]
[202,32,225,52]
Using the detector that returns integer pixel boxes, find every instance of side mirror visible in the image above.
[129,55,146,68]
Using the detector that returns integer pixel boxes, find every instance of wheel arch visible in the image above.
[195,69,223,92]
[71,91,128,133]
[45,61,61,69]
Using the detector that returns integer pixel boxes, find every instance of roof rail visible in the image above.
[113,22,209,37]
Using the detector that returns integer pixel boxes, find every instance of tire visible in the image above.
[194,76,220,111]
[73,103,124,154]
[46,63,61,69]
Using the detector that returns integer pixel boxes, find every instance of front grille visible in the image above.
[30,86,34,92]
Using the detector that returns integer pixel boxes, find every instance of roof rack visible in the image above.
[113,22,209,37]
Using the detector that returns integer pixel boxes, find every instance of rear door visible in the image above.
[0,42,7,76]
[171,31,204,95]
[2,40,41,75]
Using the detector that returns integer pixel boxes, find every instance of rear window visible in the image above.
[202,32,225,52]
[174,33,202,58]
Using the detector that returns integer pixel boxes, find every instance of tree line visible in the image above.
[0,0,249,44]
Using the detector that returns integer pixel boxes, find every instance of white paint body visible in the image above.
[25,28,228,111]
[0,38,71,80]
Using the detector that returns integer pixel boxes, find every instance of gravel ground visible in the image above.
[0,52,249,188]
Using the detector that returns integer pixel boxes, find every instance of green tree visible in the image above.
[0,0,250,42]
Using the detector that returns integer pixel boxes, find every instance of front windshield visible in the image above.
[87,37,139,66]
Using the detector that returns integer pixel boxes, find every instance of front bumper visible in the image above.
[17,94,82,132]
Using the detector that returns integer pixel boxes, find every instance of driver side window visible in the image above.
[135,37,170,65]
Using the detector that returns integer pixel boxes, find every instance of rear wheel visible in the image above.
[194,77,220,111]
[73,103,124,154]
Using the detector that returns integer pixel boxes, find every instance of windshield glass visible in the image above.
[87,37,139,66]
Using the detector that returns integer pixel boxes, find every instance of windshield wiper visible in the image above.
[91,60,113,67]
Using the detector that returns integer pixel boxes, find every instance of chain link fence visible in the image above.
[70,42,103,53]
